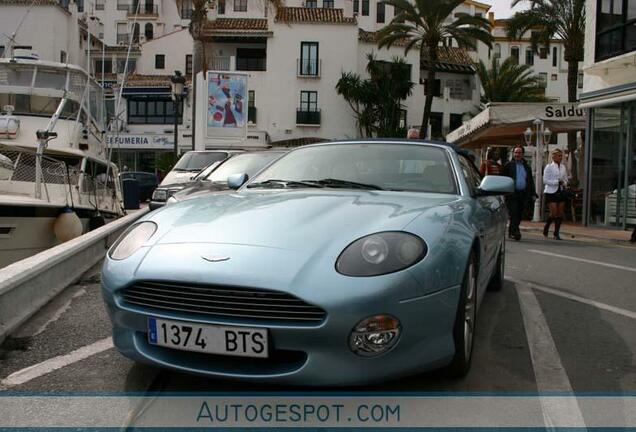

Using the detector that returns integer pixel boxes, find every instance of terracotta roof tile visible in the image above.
[276,7,356,24]
[358,29,408,46]
[421,46,476,73]
[201,18,269,37]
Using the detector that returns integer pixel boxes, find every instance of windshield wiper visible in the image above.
[247,179,324,189]
[304,178,385,190]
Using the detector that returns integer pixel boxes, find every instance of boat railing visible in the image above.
[0,145,77,186]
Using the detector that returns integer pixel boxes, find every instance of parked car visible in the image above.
[164,150,286,206]
[159,150,242,187]
[102,140,513,386]
[119,171,158,202]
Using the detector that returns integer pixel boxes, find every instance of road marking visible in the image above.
[514,280,586,428]
[528,249,636,273]
[0,337,113,388]
[508,277,636,321]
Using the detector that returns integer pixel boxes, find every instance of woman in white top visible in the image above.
[542,149,569,240]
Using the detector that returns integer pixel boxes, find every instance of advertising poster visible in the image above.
[206,72,248,138]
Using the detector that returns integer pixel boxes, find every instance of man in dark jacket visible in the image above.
[503,145,536,241]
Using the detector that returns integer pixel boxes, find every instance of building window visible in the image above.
[180,0,194,18]
[234,0,247,12]
[361,0,369,15]
[77,0,84,12]
[493,43,501,59]
[299,41,319,76]
[218,0,225,14]
[578,72,584,89]
[450,113,463,132]
[144,23,153,40]
[155,54,165,69]
[423,79,442,97]
[117,58,136,73]
[551,73,558,81]
[305,0,317,7]
[430,112,443,140]
[538,72,548,89]
[525,47,534,65]
[186,54,193,75]
[596,0,636,60]
[353,0,359,13]
[539,47,548,59]
[60,50,67,63]
[0,46,4,58]
[127,96,182,124]
[298,91,320,124]
[323,0,334,8]
[399,110,407,129]
[248,90,256,123]
[236,48,266,71]
[132,23,140,43]
[511,46,520,64]
[377,1,385,23]
[552,46,558,67]
[95,0,104,10]
[95,59,113,73]
[447,78,470,100]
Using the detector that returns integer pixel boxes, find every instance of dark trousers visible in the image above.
[507,191,527,236]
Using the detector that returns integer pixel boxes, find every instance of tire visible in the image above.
[487,242,505,292]
[446,252,478,378]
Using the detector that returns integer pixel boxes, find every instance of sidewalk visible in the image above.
[520,221,634,244]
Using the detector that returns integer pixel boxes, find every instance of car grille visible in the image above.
[121,281,327,324]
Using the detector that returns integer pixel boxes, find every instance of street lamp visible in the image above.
[522,119,552,222]
[170,70,186,160]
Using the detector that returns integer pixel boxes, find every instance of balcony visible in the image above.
[116,33,130,44]
[296,109,321,126]
[248,106,257,124]
[210,56,231,71]
[127,3,159,16]
[297,58,321,78]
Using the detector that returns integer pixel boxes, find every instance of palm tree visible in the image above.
[377,0,493,139]
[477,57,547,104]
[506,0,585,182]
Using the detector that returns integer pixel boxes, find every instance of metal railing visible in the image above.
[296,109,321,125]
[116,33,130,44]
[127,3,159,15]
[95,1,105,10]
[117,1,129,10]
[210,56,231,71]
[297,58,321,77]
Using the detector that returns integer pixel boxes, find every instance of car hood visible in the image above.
[160,170,198,186]
[148,189,459,251]
[172,181,228,200]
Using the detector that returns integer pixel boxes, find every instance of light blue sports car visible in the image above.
[101,140,513,386]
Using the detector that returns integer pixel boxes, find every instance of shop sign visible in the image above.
[106,134,174,149]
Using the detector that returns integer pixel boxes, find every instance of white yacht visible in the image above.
[0,55,124,268]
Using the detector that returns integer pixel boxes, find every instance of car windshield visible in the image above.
[205,152,283,183]
[173,152,229,171]
[249,144,457,194]
[192,161,223,180]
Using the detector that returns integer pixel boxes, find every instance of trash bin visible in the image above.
[122,178,140,210]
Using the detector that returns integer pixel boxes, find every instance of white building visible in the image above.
[580,0,636,229]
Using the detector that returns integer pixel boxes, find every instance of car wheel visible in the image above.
[446,252,477,378]
[487,242,505,292]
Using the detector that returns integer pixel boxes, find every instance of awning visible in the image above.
[446,103,587,149]
[578,89,636,109]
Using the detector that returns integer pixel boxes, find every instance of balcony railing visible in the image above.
[117,1,129,10]
[95,1,105,10]
[297,58,321,78]
[248,106,257,124]
[210,56,231,71]
[127,3,159,15]
[296,109,321,125]
[116,33,130,44]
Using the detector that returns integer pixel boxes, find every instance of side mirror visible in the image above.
[476,176,514,196]
[227,173,249,190]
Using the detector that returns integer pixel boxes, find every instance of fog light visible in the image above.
[349,315,401,357]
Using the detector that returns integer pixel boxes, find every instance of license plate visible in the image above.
[147,317,268,358]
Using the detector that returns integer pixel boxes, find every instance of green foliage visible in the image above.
[377,0,493,138]
[477,57,547,104]
[336,55,414,138]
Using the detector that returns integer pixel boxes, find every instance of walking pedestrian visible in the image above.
[480,149,502,176]
[503,145,536,241]
[542,149,569,240]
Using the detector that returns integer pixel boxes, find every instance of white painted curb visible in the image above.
[0,209,149,345]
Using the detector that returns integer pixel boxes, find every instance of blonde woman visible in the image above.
[543,149,569,240]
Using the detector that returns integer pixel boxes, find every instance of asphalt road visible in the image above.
[1,232,635,394]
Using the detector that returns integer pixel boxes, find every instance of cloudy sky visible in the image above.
[487,0,529,18]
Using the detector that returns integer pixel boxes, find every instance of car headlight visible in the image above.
[336,232,427,277]
[152,189,167,201]
[166,196,179,206]
[109,222,157,260]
